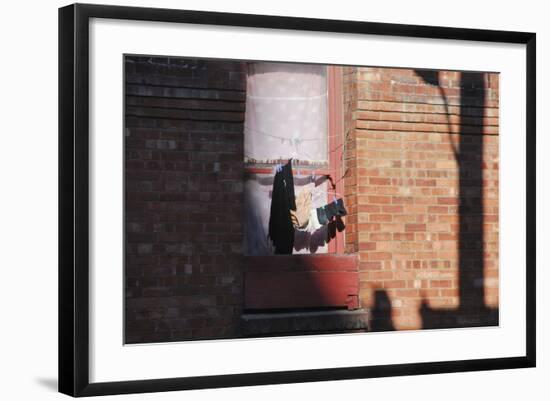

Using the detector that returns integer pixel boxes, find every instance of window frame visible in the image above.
[242,65,347,256]
[242,65,358,312]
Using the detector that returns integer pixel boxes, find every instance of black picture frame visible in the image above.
[59,3,536,397]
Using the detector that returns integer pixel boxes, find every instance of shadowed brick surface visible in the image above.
[124,56,246,343]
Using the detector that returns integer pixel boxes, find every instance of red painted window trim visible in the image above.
[327,66,345,254]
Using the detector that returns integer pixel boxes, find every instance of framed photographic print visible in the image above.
[58,3,536,397]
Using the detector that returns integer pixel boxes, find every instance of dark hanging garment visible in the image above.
[336,198,348,216]
[316,206,329,225]
[281,160,296,211]
[268,165,295,254]
[324,201,338,221]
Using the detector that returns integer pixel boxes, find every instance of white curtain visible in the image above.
[244,62,328,164]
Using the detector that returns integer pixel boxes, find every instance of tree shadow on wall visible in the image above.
[413,70,499,329]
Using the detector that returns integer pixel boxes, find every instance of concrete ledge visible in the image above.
[241,309,370,337]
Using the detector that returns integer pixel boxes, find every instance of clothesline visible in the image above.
[246,93,328,101]
[244,126,346,141]
[244,128,349,161]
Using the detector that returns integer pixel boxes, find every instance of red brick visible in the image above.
[405,224,426,232]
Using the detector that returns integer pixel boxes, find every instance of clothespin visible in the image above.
[333,194,338,203]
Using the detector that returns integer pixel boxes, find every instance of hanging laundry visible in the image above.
[268,160,296,254]
[324,201,338,221]
[305,208,322,233]
[327,219,337,240]
[336,198,347,216]
[281,160,296,211]
[316,205,329,225]
[335,215,346,232]
[290,187,312,229]
[315,197,348,226]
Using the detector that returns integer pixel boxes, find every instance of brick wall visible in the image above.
[344,67,499,330]
[124,56,247,343]
[125,58,500,342]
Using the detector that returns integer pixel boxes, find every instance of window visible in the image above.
[243,62,346,256]
[242,62,358,312]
